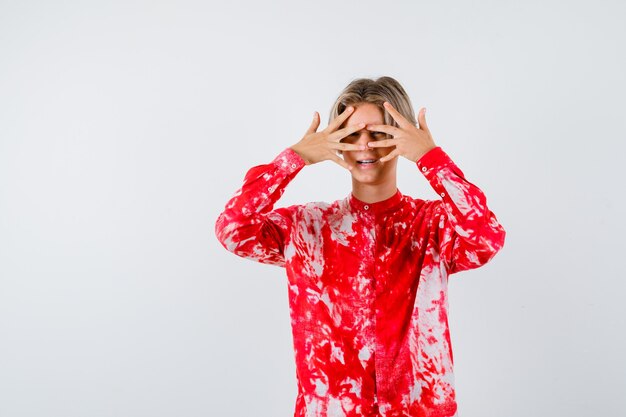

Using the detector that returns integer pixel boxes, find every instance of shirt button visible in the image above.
[421,166,427,172]
[268,186,275,192]
[364,205,369,210]
[291,163,297,169]
[440,192,445,197]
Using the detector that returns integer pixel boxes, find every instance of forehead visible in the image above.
[343,103,384,126]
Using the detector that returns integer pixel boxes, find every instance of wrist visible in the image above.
[409,148,435,163]
[289,145,311,165]
[415,145,437,162]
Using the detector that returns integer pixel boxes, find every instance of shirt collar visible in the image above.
[348,189,404,214]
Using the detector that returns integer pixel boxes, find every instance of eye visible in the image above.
[372,131,387,139]
[340,133,359,144]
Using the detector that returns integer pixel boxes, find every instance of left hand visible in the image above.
[366,101,437,163]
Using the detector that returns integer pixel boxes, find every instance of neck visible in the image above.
[351,179,398,204]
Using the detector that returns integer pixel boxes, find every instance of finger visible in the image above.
[326,105,355,132]
[328,142,366,152]
[329,153,353,171]
[329,122,365,142]
[417,107,429,131]
[367,138,399,148]
[380,149,401,163]
[383,101,411,128]
[307,111,320,134]
[365,124,401,136]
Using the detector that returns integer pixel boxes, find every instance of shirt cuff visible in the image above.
[416,146,454,179]
[274,148,306,173]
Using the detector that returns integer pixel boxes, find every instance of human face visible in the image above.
[339,102,398,186]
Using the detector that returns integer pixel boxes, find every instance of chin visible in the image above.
[349,160,396,183]
[351,171,384,184]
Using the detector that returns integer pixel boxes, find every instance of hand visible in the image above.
[365,102,437,163]
[290,106,367,171]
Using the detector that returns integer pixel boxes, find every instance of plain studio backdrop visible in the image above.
[1,1,625,416]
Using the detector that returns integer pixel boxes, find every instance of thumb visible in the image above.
[307,111,320,134]
[417,107,429,131]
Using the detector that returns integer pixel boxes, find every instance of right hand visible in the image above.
[290,106,366,171]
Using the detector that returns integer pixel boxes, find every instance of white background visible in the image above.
[1,1,625,416]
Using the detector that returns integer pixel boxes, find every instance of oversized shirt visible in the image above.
[215,146,506,417]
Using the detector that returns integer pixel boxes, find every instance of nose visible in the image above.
[341,129,379,152]
[353,130,376,146]
[345,130,380,157]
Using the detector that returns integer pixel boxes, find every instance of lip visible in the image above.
[355,159,380,169]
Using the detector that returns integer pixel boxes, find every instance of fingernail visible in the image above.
[347,106,354,112]
[360,145,366,150]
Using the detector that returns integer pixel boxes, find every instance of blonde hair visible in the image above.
[329,76,417,128]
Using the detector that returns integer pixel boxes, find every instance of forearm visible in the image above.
[417,147,505,272]
[215,148,305,263]
[417,147,501,240]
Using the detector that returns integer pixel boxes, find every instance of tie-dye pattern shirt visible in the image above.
[215,146,506,417]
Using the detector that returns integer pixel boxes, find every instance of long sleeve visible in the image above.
[215,148,306,267]
[416,146,506,275]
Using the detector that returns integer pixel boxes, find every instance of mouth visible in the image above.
[356,159,379,165]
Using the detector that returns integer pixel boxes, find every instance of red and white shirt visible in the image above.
[215,146,506,417]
